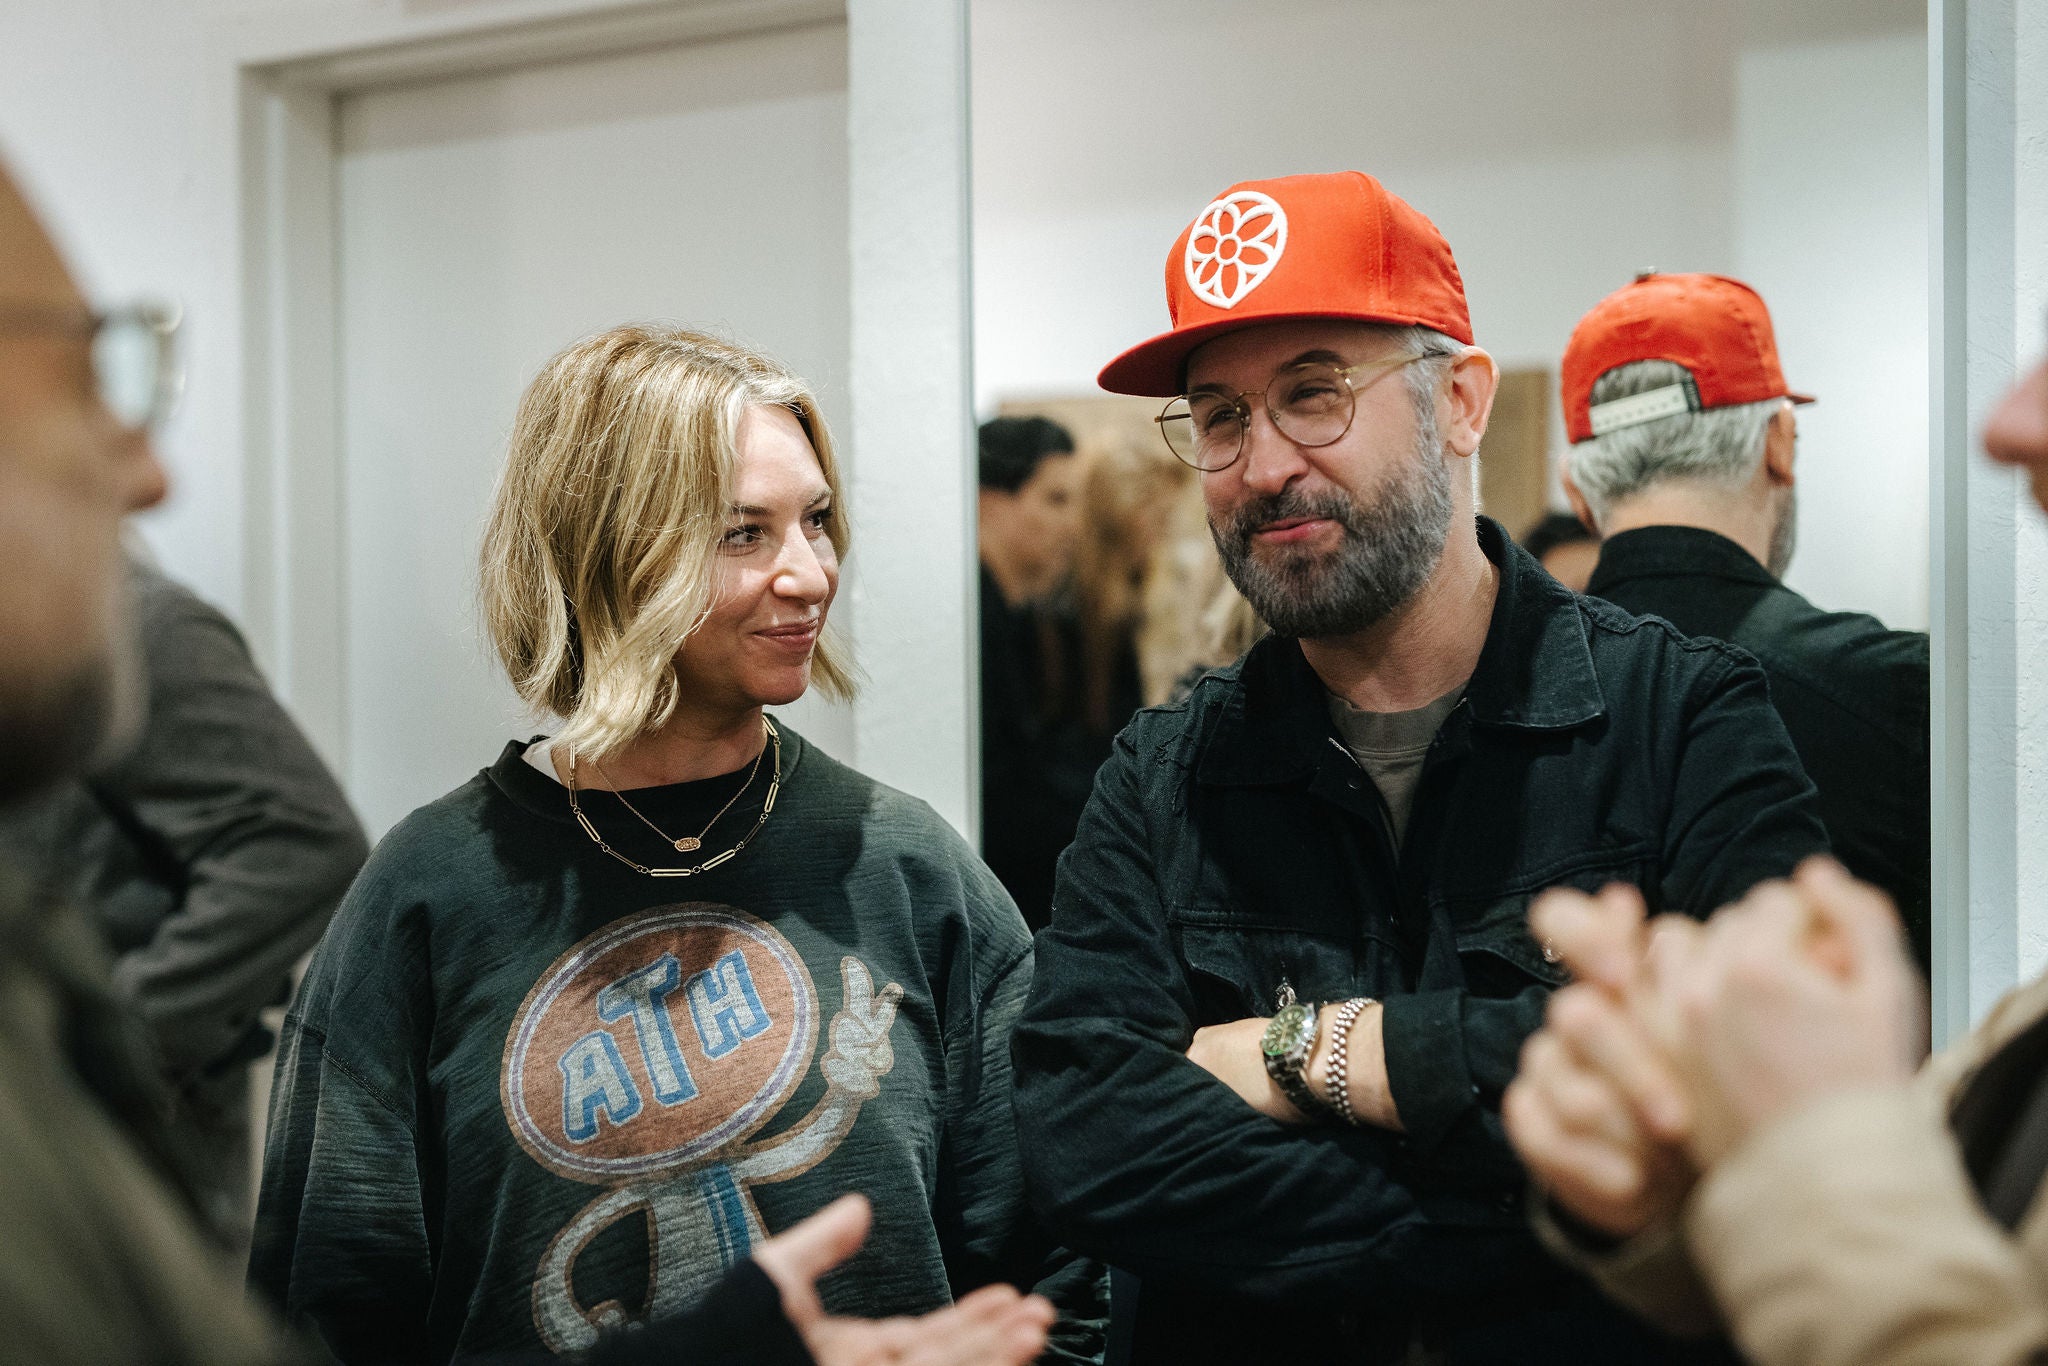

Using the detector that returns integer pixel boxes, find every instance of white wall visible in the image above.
[971,0,1931,630]
[0,0,253,612]
[1997,0,2048,987]
[1732,22,1930,628]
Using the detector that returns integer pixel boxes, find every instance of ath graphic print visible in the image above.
[501,903,903,1353]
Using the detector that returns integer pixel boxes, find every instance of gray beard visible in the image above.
[1766,487,1798,579]
[0,580,144,811]
[1211,439,1456,639]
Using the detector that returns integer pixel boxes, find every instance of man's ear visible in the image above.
[1762,405,1797,487]
[1440,347,1500,458]
[1561,463,1599,536]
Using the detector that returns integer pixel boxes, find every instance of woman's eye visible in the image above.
[721,524,762,548]
[806,508,832,532]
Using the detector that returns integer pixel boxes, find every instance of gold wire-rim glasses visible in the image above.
[1154,349,1453,473]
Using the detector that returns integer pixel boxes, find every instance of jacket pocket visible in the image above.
[1171,920,1399,1025]
[1439,844,1657,993]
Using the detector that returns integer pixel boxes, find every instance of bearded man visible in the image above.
[1010,171,1830,1364]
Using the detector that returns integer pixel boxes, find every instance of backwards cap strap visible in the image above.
[1587,376,1703,437]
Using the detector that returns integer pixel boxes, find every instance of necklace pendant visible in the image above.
[674,837,702,852]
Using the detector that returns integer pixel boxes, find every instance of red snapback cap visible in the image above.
[1561,271,1814,444]
[1097,171,1474,398]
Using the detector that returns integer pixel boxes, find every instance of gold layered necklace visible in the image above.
[566,718,781,877]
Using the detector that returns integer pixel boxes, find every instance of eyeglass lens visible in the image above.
[91,310,178,431]
[1158,361,1357,471]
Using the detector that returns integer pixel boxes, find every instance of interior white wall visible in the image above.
[0,0,253,613]
[2000,0,2048,987]
[1732,25,1930,629]
[970,0,1930,631]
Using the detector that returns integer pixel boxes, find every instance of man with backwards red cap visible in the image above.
[1558,272,1930,972]
[1010,171,1827,1362]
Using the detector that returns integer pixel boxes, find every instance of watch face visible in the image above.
[1262,1001,1312,1057]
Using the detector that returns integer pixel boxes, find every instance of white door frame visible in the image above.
[1927,0,2036,1045]
[226,0,979,835]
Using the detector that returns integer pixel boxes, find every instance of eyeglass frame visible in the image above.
[0,299,184,432]
[1154,346,1458,473]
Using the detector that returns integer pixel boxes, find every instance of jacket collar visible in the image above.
[1587,524,1778,595]
[1198,516,1605,788]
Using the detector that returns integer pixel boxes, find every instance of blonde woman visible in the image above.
[250,327,1103,1364]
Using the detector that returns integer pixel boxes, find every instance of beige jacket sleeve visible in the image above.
[1531,1200,1722,1334]
[1686,1080,2048,1366]
[1547,978,2048,1361]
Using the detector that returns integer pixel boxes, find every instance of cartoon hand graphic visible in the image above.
[822,956,904,1098]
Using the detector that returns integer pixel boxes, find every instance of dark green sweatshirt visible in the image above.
[250,725,1103,1363]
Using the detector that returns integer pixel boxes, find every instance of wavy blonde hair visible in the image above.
[480,325,853,761]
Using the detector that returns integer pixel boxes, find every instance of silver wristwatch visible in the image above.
[1260,983,1325,1117]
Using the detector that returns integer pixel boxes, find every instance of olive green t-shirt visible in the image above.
[1326,686,1467,847]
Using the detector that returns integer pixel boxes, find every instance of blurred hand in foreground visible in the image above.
[1505,883,1698,1239]
[1654,858,1926,1167]
[753,1194,1055,1366]
[1505,860,1927,1240]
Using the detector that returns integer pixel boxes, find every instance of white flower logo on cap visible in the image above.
[1184,191,1289,310]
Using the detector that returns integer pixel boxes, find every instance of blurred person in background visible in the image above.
[1518,510,1600,593]
[1068,439,1188,746]
[1502,341,2048,1366]
[252,327,1105,1363]
[1560,272,1930,971]
[977,414,1089,929]
[0,548,369,1248]
[0,152,1058,1366]
[1135,469,1266,704]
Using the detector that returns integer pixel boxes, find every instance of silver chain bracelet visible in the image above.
[1324,996,1377,1125]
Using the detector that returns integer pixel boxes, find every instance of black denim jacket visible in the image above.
[1588,524,1930,970]
[1012,519,1827,1363]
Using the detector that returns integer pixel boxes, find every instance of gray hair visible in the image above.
[1566,359,1783,525]
[1392,325,1465,446]
[1338,323,1468,482]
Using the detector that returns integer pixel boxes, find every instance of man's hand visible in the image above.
[1305,1000,1402,1130]
[753,1195,1054,1366]
[1504,883,1697,1241]
[1186,1016,1304,1121]
[1656,859,1926,1167]
[1187,1009,1404,1129]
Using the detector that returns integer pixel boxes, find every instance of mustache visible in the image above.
[1216,488,1361,552]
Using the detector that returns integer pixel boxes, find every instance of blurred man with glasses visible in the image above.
[2,257,370,1258]
[1012,170,1830,1363]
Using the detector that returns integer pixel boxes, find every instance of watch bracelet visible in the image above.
[1324,996,1377,1126]
[1264,1001,1330,1118]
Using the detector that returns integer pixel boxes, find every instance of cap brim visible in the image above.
[1789,389,1817,406]
[1097,307,1466,398]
